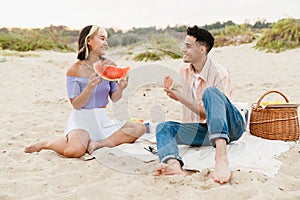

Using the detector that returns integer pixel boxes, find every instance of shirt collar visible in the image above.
[185,56,211,82]
[199,56,211,82]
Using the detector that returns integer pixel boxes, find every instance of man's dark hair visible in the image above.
[187,25,214,53]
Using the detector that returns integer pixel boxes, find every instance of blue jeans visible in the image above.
[156,87,245,166]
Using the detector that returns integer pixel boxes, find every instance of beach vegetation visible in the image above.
[121,33,142,46]
[255,18,300,53]
[252,20,273,29]
[148,33,183,59]
[133,50,162,61]
[1,18,298,60]
[130,33,183,61]
[0,25,77,52]
[214,24,256,47]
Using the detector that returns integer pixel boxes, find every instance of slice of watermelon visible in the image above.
[94,64,130,81]
[164,75,174,89]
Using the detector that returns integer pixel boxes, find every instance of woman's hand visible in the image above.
[110,76,128,103]
[70,73,101,110]
[117,76,129,90]
[87,73,102,90]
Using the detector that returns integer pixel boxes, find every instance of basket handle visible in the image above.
[255,90,289,109]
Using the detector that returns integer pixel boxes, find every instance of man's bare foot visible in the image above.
[213,138,231,184]
[213,158,231,184]
[87,140,101,154]
[155,159,186,176]
[24,141,48,153]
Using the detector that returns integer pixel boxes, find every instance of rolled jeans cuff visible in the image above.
[209,133,230,147]
[161,154,184,167]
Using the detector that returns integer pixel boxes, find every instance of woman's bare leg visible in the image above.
[24,129,90,158]
[88,121,145,154]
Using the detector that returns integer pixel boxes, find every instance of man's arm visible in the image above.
[165,88,206,119]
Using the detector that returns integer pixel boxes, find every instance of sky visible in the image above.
[1,0,299,31]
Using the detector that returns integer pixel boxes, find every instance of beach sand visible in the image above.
[1,43,300,199]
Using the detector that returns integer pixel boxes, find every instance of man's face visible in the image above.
[182,35,204,64]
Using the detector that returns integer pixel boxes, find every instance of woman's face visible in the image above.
[88,33,108,56]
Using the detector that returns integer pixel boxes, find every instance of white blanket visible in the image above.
[91,131,293,177]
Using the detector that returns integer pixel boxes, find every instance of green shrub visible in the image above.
[133,50,162,61]
[108,35,122,47]
[255,18,300,53]
[0,26,77,52]
[121,33,142,46]
[214,24,256,47]
[148,33,183,59]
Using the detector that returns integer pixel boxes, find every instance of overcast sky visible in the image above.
[1,0,299,30]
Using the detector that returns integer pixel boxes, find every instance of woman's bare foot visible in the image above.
[87,140,101,154]
[155,159,186,176]
[24,141,48,153]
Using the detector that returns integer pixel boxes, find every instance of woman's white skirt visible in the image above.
[64,108,126,141]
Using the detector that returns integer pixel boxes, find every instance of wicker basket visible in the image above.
[250,90,300,141]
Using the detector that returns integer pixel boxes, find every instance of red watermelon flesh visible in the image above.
[164,75,174,89]
[94,64,130,81]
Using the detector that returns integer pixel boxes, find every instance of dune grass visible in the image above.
[132,33,183,61]
[1,19,299,60]
[214,24,256,47]
[255,18,300,53]
[0,26,77,52]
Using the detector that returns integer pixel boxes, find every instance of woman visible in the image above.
[25,25,145,158]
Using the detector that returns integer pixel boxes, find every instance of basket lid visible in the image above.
[265,103,299,108]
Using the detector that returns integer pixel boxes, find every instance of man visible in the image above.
[155,26,245,184]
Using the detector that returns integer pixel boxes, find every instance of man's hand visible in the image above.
[165,88,184,102]
[163,75,174,90]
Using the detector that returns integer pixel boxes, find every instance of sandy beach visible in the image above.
[1,42,300,199]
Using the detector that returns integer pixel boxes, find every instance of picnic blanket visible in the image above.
[90,131,293,177]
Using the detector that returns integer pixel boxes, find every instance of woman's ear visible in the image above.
[87,38,91,46]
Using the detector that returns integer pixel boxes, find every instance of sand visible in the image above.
[1,43,300,199]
